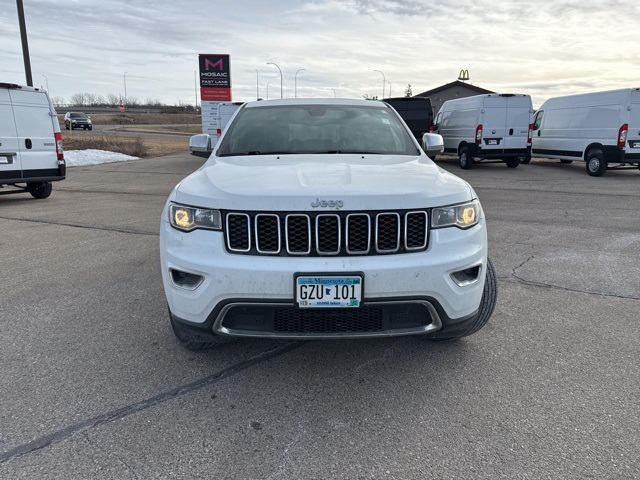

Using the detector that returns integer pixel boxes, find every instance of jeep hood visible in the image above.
[172,154,474,211]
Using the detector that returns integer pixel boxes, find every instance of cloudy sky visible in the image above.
[2,0,639,108]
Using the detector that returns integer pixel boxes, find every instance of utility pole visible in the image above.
[16,0,33,86]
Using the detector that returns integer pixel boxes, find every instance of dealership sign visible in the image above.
[199,54,232,101]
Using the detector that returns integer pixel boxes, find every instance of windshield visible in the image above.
[216,104,420,157]
[70,113,87,118]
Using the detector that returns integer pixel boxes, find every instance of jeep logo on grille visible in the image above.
[311,198,344,209]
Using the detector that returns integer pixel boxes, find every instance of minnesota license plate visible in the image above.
[295,275,363,308]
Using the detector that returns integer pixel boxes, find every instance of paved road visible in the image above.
[1,155,639,479]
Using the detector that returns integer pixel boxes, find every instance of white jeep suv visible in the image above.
[160,99,496,349]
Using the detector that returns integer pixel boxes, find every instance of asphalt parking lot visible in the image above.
[1,154,639,479]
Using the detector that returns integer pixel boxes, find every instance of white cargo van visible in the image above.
[0,82,65,198]
[433,93,533,169]
[531,88,640,176]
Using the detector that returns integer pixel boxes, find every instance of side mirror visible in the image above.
[422,133,444,158]
[189,134,212,158]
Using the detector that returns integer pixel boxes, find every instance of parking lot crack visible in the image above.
[0,341,306,465]
[0,216,158,236]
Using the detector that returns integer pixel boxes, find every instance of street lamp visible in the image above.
[386,80,392,98]
[267,82,270,100]
[373,69,385,99]
[41,74,49,93]
[267,62,283,99]
[123,72,128,106]
[294,68,306,98]
[255,69,259,100]
[329,88,336,98]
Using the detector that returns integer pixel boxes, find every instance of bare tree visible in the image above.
[69,93,87,106]
[106,93,120,105]
[405,84,412,97]
[51,96,66,107]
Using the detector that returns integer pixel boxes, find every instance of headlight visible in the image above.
[169,203,221,232]
[431,200,481,229]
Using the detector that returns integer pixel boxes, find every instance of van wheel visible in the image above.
[560,160,573,164]
[429,258,497,340]
[28,182,52,199]
[459,147,472,169]
[505,157,520,168]
[519,155,531,164]
[586,149,607,177]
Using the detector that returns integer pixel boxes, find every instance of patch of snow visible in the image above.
[65,149,139,167]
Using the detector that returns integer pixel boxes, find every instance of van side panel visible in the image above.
[0,89,23,182]
[438,98,479,156]
[626,90,640,159]
[9,89,61,179]
[532,88,639,164]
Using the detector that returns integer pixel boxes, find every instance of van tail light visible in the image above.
[475,124,483,144]
[429,125,434,132]
[527,123,533,144]
[54,132,64,160]
[216,128,222,136]
[618,124,628,147]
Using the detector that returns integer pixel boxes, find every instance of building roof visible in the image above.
[414,80,494,97]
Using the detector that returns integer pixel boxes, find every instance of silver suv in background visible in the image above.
[64,112,92,130]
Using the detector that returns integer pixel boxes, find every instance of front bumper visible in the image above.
[160,216,487,339]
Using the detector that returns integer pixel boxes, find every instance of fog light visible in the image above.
[451,265,481,286]
[170,269,204,289]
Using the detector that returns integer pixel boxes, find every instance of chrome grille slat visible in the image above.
[224,210,428,256]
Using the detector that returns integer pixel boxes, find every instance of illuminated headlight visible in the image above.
[431,200,481,229]
[169,203,221,232]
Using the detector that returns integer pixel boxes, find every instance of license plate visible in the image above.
[631,141,640,148]
[487,139,498,145]
[295,275,363,308]
[0,156,10,164]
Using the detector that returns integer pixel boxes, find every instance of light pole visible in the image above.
[294,68,306,98]
[267,62,283,99]
[329,88,336,98]
[373,69,385,99]
[41,74,49,93]
[267,82,270,100]
[255,69,259,100]
[386,80,392,98]
[123,72,128,106]
[194,70,198,111]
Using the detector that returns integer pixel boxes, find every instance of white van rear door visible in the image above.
[481,96,507,152]
[627,90,640,152]
[504,96,532,152]
[9,89,58,177]
[0,88,22,181]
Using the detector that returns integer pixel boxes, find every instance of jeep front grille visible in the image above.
[224,210,429,256]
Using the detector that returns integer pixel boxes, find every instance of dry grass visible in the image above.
[57,113,200,125]
[123,125,202,134]
[61,133,189,157]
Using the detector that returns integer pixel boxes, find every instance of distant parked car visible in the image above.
[64,112,92,130]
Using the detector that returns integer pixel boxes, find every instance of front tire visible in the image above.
[28,182,52,199]
[586,148,607,177]
[429,258,497,341]
[459,146,472,169]
[170,310,234,350]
